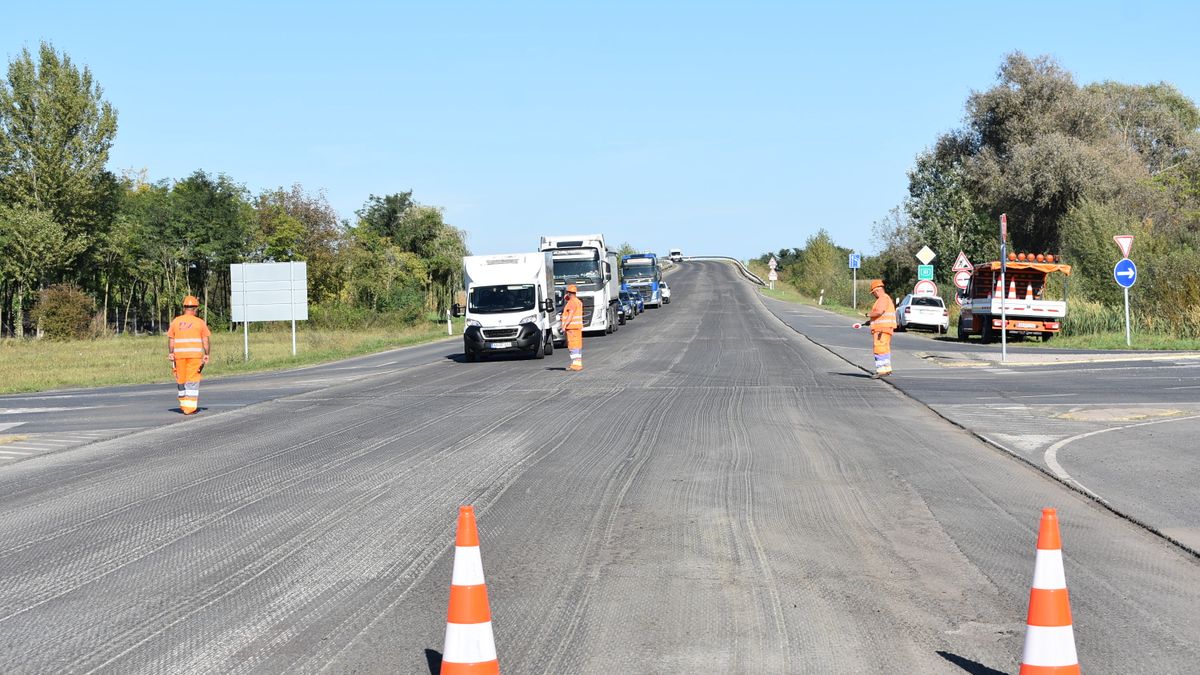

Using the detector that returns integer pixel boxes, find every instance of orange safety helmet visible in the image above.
[566,284,578,294]
[869,279,884,292]
[183,295,200,307]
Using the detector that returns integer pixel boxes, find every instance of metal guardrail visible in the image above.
[680,256,766,286]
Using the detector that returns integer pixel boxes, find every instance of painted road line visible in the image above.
[1043,414,1200,499]
[0,422,25,433]
[0,449,32,455]
[0,406,102,415]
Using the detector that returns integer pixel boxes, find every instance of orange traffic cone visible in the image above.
[1008,280,1018,299]
[1019,508,1080,674]
[1025,283,1034,301]
[994,278,1002,298]
[442,506,500,675]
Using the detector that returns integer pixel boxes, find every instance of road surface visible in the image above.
[1,261,1198,673]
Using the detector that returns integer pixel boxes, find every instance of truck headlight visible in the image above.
[518,315,537,325]
[466,319,482,328]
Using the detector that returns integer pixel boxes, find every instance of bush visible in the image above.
[31,284,94,340]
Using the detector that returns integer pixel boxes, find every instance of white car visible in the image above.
[896,294,949,333]
[660,282,672,304]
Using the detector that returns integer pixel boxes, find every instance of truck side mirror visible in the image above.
[451,303,461,318]
[543,298,554,313]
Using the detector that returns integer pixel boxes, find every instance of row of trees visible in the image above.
[0,43,468,339]
[764,52,1200,337]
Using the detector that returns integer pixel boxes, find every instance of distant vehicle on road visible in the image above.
[453,252,560,361]
[957,255,1071,342]
[660,281,672,304]
[668,248,683,262]
[621,252,663,308]
[896,294,949,333]
[539,234,621,334]
[629,291,645,314]
[616,291,634,324]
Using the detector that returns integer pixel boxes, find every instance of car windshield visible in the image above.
[619,292,630,301]
[623,263,656,279]
[469,284,536,314]
[553,259,601,284]
[912,297,943,307]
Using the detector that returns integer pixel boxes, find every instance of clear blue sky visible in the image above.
[6,1,1199,259]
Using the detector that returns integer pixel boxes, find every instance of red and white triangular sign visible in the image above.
[1113,234,1134,259]
[952,251,973,272]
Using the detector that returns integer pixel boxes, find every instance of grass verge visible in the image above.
[0,319,462,395]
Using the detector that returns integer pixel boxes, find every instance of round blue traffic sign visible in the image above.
[1113,258,1137,288]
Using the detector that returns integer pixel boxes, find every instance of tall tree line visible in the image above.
[0,43,468,338]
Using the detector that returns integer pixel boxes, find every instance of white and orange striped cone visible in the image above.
[1009,279,1018,299]
[1025,283,1034,301]
[1019,508,1080,674]
[994,278,1003,298]
[442,505,500,675]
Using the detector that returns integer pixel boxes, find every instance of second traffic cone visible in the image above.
[1009,279,1018,299]
[442,505,500,675]
[1019,508,1080,674]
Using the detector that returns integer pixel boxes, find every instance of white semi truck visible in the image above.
[453,252,561,361]
[538,234,621,335]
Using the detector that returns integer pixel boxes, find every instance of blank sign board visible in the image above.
[231,262,308,322]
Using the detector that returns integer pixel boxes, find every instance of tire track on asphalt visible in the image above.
[64,386,570,673]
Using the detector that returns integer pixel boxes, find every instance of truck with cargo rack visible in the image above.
[957,258,1072,343]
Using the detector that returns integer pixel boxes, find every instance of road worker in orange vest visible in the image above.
[167,295,212,414]
[865,279,896,378]
[561,284,584,371]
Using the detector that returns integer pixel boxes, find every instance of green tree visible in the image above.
[252,185,344,303]
[0,42,118,242]
[0,205,83,337]
[905,150,993,283]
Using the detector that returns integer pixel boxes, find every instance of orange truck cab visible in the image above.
[957,260,1072,343]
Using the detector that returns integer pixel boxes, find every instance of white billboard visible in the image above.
[231,262,308,322]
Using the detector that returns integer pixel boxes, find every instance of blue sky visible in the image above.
[6,1,1199,259]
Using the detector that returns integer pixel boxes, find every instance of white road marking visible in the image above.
[0,422,25,433]
[1165,385,1200,390]
[0,450,32,456]
[1043,414,1200,499]
[0,406,102,415]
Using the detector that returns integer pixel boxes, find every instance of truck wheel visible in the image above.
[1041,331,1054,343]
[464,349,478,362]
[543,332,554,355]
[957,316,969,342]
[532,337,546,359]
[981,322,995,344]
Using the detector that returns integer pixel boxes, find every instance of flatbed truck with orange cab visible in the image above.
[956,255,1072,343]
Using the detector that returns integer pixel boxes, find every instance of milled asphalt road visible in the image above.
[2,261,1199,673]
[762,293,1200,552]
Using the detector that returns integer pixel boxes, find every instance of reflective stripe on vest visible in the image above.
[172,337,204,355]
[872,311,897,329]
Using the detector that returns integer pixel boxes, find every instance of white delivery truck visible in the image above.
[538,234,621,335]
[453,252,561,361]
[668,248,683,262]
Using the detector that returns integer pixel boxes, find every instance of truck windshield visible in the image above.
[553,259,601,285]
[623,263,656,280]
[469,285,536,314]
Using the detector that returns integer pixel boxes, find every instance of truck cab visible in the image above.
[538,234,620,335]
[668,249,683,262]
[454,252,561,361]
[621,253,663,308]
[957,258,1072,342]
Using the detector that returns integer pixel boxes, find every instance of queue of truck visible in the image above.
[451,233,674,361]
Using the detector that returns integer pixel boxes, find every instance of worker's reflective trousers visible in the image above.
[872,332,893,375]
[174,358,203,414]
[566,329,583,371]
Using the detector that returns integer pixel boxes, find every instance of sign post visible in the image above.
[1000,214,1008,362]
[231,261,309,362]
[1113,235,1136,347]
[848,253,861,308]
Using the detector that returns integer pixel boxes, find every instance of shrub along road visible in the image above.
[0,261,1197,672]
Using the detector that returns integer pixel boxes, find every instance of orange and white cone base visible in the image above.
[1020,508,1080,674]
[442,505,499,675]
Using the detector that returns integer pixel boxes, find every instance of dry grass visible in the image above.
[0,320,461,395]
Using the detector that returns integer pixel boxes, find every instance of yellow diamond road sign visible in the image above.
[915,246,936,265]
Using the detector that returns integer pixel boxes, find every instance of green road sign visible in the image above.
[917,265,934,281]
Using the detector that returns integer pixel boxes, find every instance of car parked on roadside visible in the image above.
[661,281,672,304]
[896,294,950,333]
[630,292,645,314]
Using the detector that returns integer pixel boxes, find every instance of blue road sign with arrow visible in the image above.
[1113,258,1137,288]
[848,253,861,269]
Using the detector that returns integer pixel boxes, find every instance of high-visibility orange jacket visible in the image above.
[868,295,896,334]
[168,315,211,357]
[561,295,584,331]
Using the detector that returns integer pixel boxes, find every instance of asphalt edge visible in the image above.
[751,285,1200,561]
